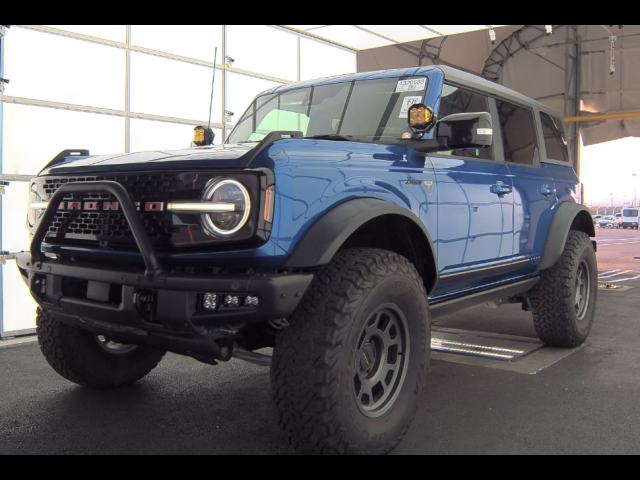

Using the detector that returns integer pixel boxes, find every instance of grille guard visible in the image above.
[31,181,164,277]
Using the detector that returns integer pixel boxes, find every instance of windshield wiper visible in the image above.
[305,134,357,142]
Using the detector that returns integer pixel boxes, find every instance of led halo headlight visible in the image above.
[201,178,251,237]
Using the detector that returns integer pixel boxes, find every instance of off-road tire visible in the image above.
[530,231,598,348]
[271,249,430,455]
[36,308,166,389]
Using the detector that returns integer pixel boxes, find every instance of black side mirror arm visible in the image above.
[398,137,449,155]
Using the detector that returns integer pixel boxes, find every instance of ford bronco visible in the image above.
[18,65,597,455]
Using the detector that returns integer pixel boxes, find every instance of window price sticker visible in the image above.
[399,96,423,118]
[396,78,426,93]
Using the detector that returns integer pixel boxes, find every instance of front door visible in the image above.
[431,84,514,297]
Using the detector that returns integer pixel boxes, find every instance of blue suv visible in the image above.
[18,65,597,455]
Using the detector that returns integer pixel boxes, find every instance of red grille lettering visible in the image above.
[145,202,164,212]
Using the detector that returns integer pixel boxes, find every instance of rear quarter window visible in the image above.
[540,112,569,162]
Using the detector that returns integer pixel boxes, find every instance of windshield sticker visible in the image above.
[396,78,426,93]
[399,96,423,118]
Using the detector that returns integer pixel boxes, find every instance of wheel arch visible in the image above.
[539,202,596,271]
[282,198,439,295]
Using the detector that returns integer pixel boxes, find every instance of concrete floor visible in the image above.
[1,233,639,455]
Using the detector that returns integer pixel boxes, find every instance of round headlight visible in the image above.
[201,179,251,236]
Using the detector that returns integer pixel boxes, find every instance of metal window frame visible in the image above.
[0,28,5,337]
[15,25,296,85]
[0,95,227,129]
[125,25,131,153]
[0,32,32,339]
[4,25,358,136]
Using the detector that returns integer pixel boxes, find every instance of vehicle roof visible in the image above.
[263,65,562,119]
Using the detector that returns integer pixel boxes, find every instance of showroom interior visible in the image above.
[1,25,640,455]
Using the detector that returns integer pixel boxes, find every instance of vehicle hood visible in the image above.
[41,144,259,176]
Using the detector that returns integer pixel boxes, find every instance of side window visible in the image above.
[437,84,494,161]
[540,112,569,162]
[496,100,537,165]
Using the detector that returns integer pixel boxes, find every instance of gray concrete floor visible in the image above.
[1,265,639,454]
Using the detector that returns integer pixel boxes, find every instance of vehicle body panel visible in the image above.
[428,155,514,297]
[26,65,587,311]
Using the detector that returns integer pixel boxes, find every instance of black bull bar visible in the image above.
[31,181,163,277]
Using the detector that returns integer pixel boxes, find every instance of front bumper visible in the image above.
[20,180,313,361]
[17,252,312,358]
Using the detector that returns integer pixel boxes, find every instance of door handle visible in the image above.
[490,181,512,198]
[539,186,556,197]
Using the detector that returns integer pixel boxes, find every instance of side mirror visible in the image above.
[436,112,492,150]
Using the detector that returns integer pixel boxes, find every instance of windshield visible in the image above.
[227,76,428,144]
[623,209,639,217]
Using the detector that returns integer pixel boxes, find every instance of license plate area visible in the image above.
[64,277,123,305]
[87,281,110,303]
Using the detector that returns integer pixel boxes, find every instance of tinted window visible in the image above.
[540,112,569,162]
[496,100,537,165]
[437,84,493,160]
[624,209,639,217]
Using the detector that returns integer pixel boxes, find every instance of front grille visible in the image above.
[40,173,198,250]
[48,211,173,241]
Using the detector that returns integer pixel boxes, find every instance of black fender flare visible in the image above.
[282,198,439,292]
[539,202,596,271]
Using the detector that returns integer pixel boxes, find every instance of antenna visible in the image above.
[207,46,218,132]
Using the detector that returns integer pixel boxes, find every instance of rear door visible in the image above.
[431,84,514,297]
[494,100,555,272]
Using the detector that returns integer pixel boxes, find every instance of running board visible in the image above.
[430,278,539,320]
[431,331,543,361]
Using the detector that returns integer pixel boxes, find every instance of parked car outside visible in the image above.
[599,216,615,228]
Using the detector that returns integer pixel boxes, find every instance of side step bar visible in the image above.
[233,345,272,367]
[430,277,539,320]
